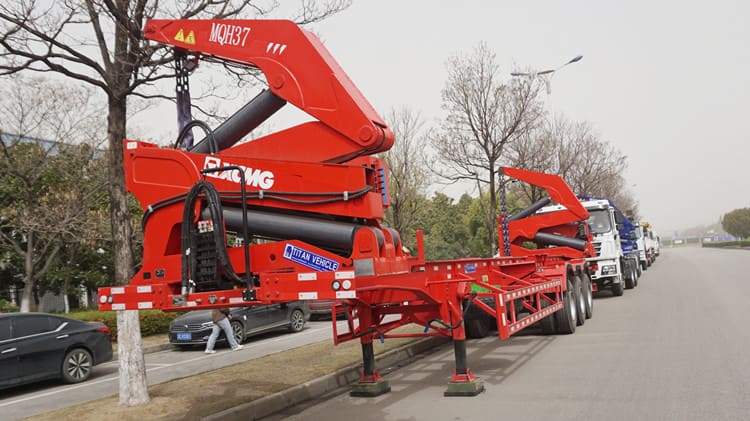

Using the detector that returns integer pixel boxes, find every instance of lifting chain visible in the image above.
[500,170,511,256]
[175,50,194,148]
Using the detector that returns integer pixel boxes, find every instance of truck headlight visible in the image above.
[601,265,617,275]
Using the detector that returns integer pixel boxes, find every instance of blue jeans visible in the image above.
[206,317,240,351]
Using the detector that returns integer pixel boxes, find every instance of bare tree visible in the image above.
[381,107,430,250]
[0,76,106,313]
[509,114,637,214]
[0,0,349,405]
[431,42,545,253]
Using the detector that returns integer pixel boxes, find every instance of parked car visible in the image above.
[169,301,310,347]
[308,300,345,320]
[0,312,113,390]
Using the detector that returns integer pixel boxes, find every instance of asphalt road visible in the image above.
[271,247,750,421]
[0,319,345,420]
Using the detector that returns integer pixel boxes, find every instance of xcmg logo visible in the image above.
[203,157,275,189]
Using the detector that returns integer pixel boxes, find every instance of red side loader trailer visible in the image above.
[98,18,594,397]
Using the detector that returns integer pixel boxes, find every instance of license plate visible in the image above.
[177,332,192,341]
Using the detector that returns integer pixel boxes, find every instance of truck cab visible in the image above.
[581,199,627,296]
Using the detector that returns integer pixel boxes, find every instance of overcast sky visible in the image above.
[277,0,748,236]
[135,1,749,236]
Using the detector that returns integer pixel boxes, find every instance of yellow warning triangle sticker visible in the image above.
[174,29,185,42]
[185,30,196,45]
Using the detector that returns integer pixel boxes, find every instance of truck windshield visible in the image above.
[587,210,612,234]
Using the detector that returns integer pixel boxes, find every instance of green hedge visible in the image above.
[702,240,750,249]
[64,309,183,342]
[0,299,19,313]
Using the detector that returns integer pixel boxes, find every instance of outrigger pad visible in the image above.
[444,378,485,397]
[350,380,391,397]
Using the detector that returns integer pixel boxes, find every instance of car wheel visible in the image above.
[288,309,305,333]
[231,320,245,344]
[61,348,93,384]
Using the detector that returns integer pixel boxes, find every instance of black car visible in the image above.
[0,312,113,390]
[169,301,310,347]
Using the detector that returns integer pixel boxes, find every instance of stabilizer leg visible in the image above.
[444,339,484,396]
[350,340,391,397]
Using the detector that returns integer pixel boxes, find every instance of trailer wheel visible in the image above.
[555,279,577,334]
[465,317,491,338]
[611,280,624,297]
[641,260,648,271]
[539,298,556,335]
[574,275,585,326]
[580,272,593,319]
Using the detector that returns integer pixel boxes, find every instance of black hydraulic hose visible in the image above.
[175,120,218,154]
[201,166,252,289]
[141,186,372,231]
[424,292,477,333]
[181,180,245,295]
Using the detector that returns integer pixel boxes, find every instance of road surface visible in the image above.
[270,247,750,421]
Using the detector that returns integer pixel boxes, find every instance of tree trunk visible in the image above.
[20,232,34,312]
[117,310,148,405]
[108,94,149,405]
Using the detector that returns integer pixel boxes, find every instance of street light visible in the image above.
[510,55,583,94]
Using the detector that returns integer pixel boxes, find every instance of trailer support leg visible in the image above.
[444,339,484,396]
[350,341,391,397]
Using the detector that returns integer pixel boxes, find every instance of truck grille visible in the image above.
[593,242,602,257]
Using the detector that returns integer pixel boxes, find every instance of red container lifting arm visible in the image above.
[144,19,394,163]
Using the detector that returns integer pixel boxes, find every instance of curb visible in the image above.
[203,336,449,421]
[113,342,172,360]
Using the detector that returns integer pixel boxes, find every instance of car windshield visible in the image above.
[587,209,612,234]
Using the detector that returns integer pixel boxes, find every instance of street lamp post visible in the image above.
[510,55,583,94]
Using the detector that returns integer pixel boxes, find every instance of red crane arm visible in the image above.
[144,19,394,161]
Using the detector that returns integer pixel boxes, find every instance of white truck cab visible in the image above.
[580,199,626,296]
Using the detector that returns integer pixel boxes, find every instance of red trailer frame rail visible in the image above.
[99,18,594,397]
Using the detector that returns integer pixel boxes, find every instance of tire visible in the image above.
[574,275,586,326]
[633,267,639,287]
[465,317,491,338]
[624,267,635,289]
[61,348,93,384]
[611,281,624,297]
[581,272,594,320]
[641,260,648,271]
[555,279,577,334]
[539,298,556,335]
[288,308,306,333]
[230,320,246,344]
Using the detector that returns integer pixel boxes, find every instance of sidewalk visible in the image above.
[112,333,172,359]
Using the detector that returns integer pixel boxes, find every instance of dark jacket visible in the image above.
[211,308,231,323]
